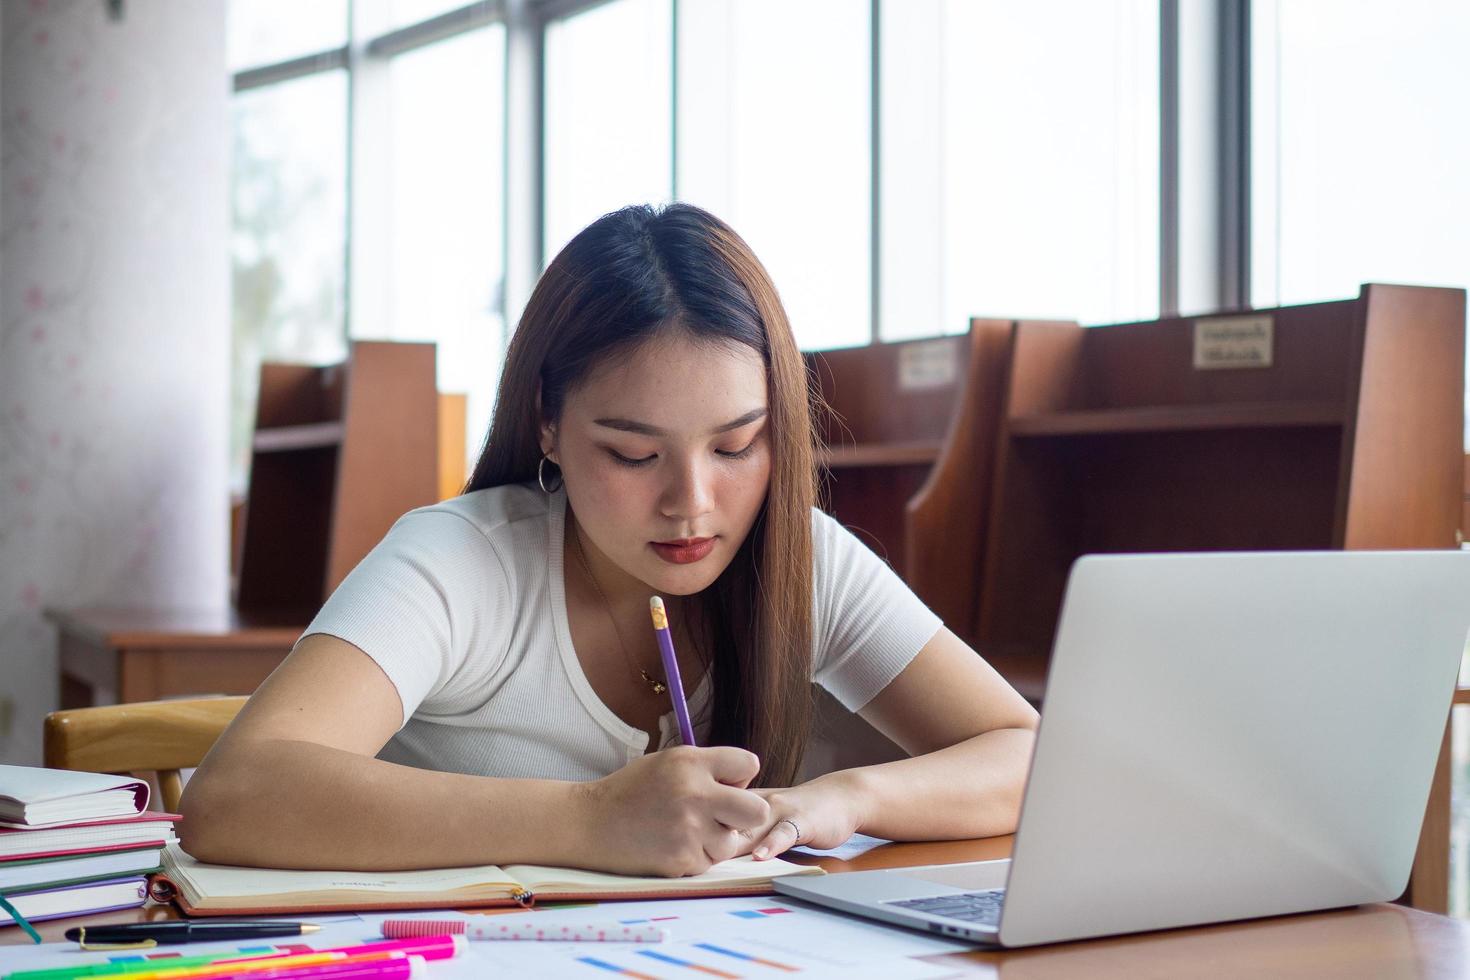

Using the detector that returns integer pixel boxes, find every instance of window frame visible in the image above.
[232,0,1251,344]
[231,0,519,350]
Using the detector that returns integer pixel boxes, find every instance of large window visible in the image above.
[229,15,350,490]
[542,0,673,264]
[227,0,1167,492]
[555,0,1156,349]
[677,0,872,350]
[231,72,349,366]
[1251,0,1470,311]
[228,0,348,70]
[388,0,473,30]
[229,3,508,489]
[379,26,508,465]
[882,0,1160,339]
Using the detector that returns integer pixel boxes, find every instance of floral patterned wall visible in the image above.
[0,0,229,764]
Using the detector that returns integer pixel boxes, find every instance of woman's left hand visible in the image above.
[746,771,868,860]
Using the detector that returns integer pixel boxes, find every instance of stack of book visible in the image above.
[0,765,180,929]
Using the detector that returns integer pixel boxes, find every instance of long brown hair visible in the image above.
[466,204,817,786]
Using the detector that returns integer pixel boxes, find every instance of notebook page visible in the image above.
[162,843,521,905]
[503,854,824,893]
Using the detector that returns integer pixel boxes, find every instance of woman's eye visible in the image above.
[608,449,656,467]
[716,442,757,460]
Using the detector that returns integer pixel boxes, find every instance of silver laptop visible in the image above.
[777,551,1470,947]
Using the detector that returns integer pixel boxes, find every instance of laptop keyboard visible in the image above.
[887,889,1006,927]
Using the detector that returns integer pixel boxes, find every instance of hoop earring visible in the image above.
[537,454,563,494]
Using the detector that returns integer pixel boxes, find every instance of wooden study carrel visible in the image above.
[975,284,1463,691]
[815,283,1463,696]
[236,340,440,609]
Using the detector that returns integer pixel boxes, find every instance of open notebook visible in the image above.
[151,843,825,915]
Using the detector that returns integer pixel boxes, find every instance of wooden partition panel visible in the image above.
[906,320,1014,641]
[968,286,1469,691]
[1073,428,1342,553]
[1078,300,1357,410]
[1340,284,1465,549]
[823,465,935,568]
[237,341,439,610]
[800,332,981,775]
[252,362,346,429]
[977,426,1343,689]
[329,342,438,591]
[235,448,337,608]
[810,334,969,449]
[807,333,970,578]
[438,393,469,501]
[1462,455,1470,540]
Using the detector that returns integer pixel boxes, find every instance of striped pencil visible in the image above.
[380,919,669,943]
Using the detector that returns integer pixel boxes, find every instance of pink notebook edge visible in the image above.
[0,812,181,835]
[1,838,177,864]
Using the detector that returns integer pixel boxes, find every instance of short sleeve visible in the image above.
[299,509,514,728]
[810,509,944,710]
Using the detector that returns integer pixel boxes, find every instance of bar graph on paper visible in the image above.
[564,940,952,978]
[578,942,803,976]
[573,909,810,977]
[485,904,956,978]
[357,898,967,978]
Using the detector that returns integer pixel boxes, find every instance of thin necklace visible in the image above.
[571,524,668,696]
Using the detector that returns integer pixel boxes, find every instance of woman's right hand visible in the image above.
[573,745,771,877]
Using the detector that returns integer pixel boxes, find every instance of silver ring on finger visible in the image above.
[777,817,801,842]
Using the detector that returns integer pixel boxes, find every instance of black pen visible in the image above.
[65,921,321,946]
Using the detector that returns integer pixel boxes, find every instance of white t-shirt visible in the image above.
[302,482,942,781]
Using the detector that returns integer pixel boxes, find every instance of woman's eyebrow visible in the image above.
[593,407,768,438]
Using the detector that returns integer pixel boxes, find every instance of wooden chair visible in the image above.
[43,697,247,812]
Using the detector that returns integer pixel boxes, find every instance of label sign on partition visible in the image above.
[1193,315,1274,370]
[898,337,961,390]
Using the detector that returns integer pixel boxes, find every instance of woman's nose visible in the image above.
[661,458,715,522]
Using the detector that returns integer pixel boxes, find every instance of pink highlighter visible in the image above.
[212,956,427,980]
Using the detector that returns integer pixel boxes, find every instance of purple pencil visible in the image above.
[649,596,696,747]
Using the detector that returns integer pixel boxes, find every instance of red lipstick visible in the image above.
[651,537,716,564]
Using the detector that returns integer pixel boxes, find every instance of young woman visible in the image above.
[181,204,1038,876]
